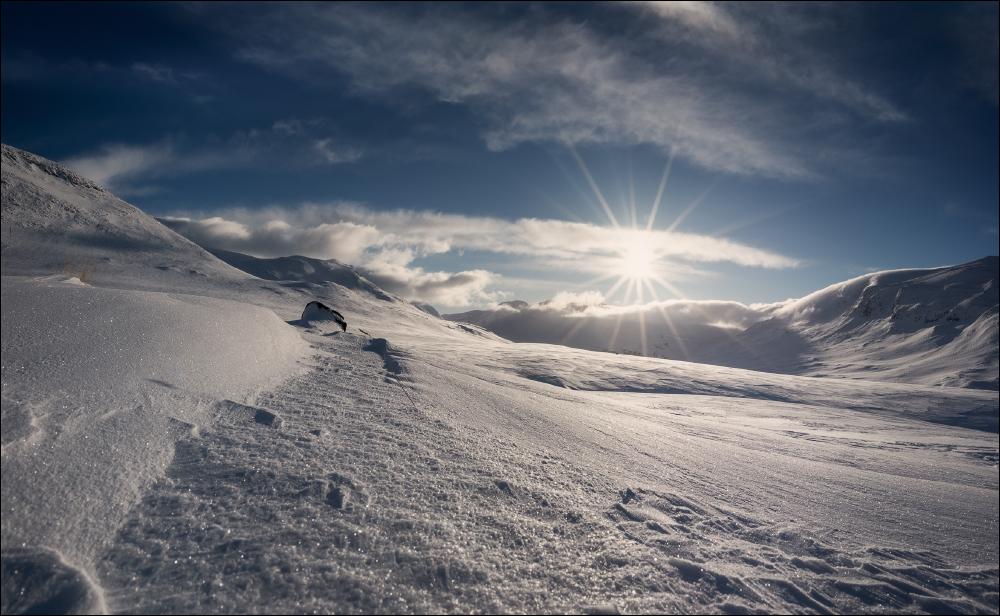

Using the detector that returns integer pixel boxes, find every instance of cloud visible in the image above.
[540,290,608,311]
[158,202,799,306]
[272,119,303,135]
[61,142,175,189]
[361,248,497,307]
[313,139,362,164]
[160,216,382,264]
[159,213,496,306]
[639,1,739,35]
[60,139,256,194]
[576,298,779,329]
[60,128,363,191]
[444,292,779,357]
[165,203,798,270]
[209,2,907,178]
[327,206,800,270]
[130,62,199,83]
[499,289,777,329]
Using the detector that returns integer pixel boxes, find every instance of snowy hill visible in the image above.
[445,259,999,390]
[2,144,998,615]
[203,247,397,301]
[694,258,999,389]
[1,144,251,289]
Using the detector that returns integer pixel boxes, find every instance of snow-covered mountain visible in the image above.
[445,260,998,390]
[1,144,250,288]
[203,247,397,301]
[3,144,998,615]
[694,258,999,389]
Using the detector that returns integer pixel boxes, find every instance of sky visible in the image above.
[2,1,998,312]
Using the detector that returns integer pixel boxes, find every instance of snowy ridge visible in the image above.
[1,143,107,193]
[446,259,998,390]
[695,258,999,389]
[1,143,252,288]
[205,247,398,302]
[2,143,998,615]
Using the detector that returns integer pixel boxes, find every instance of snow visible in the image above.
[2,143,999,614]
[1,275,309,614]
[693,259,999,390]
[445,260,999,391]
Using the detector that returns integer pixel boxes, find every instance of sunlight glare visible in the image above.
[620,244,656,281]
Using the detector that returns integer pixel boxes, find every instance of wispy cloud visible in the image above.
[313,139,362,164]
[158,203,799,306]
[130,62,203,84]
[59,140,248,195]
[61,142,176,192]
[210,2,906,179]
[60,126,363,193]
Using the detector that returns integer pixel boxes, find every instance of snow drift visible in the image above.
[1,275,308,613]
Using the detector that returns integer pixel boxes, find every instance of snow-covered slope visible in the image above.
[2,275,308,613]
[1,143,253,289]
[204,247,397,301]
[694,258,999,389]
[3,144,998,615]
[446,259,999,390]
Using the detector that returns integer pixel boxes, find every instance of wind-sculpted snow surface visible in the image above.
[1,276,308,613]
[90,325,998,614]
[2,143,998,614]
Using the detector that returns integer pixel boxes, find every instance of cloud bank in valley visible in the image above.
[159,204,799,307]
[442,289,785,358]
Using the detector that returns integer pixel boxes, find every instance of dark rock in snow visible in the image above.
[253,408,282,428]
[301,301,347,331]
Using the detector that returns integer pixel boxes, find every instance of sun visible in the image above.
[564,146,718,356]
[619,244,657,281]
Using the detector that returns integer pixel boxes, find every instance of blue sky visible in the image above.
[3,2,997,312]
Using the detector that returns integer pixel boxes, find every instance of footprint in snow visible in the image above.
[325,473,370,511]
[215,400,283,429]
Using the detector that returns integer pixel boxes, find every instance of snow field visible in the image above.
[89,326,998,614]
[1,275,308,614]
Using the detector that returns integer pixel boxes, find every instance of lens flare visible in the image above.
[619,244,656,281]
